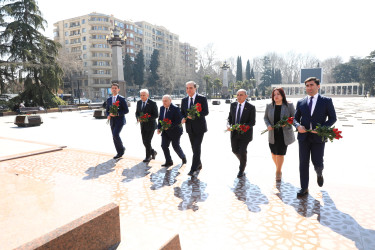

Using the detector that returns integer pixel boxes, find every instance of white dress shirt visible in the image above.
[188,93,197,108]
[112,94,118,104]
[235,101,246,121]
[307,93,319,116]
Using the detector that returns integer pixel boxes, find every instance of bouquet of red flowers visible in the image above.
[261,116,294,135]
[107,100,120,124]
[307,124,343,142]
[159,118,172,130]
[187,103,202,120]
[138,112,151,123]
[227,124,251,134]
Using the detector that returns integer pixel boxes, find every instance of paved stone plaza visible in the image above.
[1,97,375,249]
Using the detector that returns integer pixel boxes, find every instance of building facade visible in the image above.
[54,13,197,101]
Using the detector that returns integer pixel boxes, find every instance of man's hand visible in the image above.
[297,125,307,133]
[227,127,232,131]
[157,129,161,134]
[310,130,318,134]
[187,116,192,119]
[181,118,186,124]
[109,113,116,117]
[107,115,111,120]
[267,125,273,131]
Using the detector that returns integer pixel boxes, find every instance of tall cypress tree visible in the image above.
[245,60,251,81]
[123,54,133,86]
[148,49,159,87]
[236,56,243,82]
[133,50,144,89]
[0,0,63,107]
[250,68,255,79]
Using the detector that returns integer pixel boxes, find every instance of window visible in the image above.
[82,19,85,24]
[82,28,86,33]
[83,45,87,50]
[64,23,68,28]
[65,40,68,44]
[83,36,86,41]
[83,54,87,59]
[84,62,88,67]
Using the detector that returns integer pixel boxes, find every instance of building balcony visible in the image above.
[89,29,110,35]
[88,20,111,26]
[92,65,111,69]
[90,47,111,52]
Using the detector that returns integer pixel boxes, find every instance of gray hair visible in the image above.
[185,81,197,88]
[162,94,172,101]
[139,89,149,95]
[237,89,247,95]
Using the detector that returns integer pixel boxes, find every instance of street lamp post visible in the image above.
[106,27,127,97]
[220,61,230,98]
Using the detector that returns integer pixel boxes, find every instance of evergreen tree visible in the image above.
[0,0,63,107]
[133,50,145,89]
[245,60,251,80]
[260,56,272,89]
[236,56,243,82]
[123,54,133,86]
[250,68,255,79]
[360,50,375,95]
[148,49,160,88]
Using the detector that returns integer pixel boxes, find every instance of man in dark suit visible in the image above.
[227,89,256,178]
[294,77,337,197]
[135,89,158,163]
[106,83,129,159]
[181,81,209,176]
[157,95,187,167]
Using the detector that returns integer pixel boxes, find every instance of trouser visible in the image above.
[141,129,155,158]
[298,135,325,190]
[188,132,204,171]
[111,123,125,155]
[231,135,251,172]
[161,133,185,163]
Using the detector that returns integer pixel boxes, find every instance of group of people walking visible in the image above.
[106,77,337,198]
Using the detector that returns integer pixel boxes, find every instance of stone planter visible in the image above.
[14,115,43,127]
[225,99,231,104]
[93,109,107,119]
[212,100,221,105]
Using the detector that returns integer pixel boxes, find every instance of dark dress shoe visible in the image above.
[187,170,195,176]
[237,171,245,178]
[143,156,152,163]
[297,189,309,198]
[113,154,122,159]
[182,158,187,165]
[161,162,173,167]
[317,175,324,187]
[152,150,157,160]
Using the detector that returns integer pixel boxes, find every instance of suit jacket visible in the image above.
[181,94,209,134]
[294,94,337,143]
[106,95,129,126]
[158,103,183,137]
[264,102,296,145]
[228,101,256,142]
[135,99,158,131]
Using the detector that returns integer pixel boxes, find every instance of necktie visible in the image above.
[189,97,193,109]
[309,96,313,115]
[164,107,168,119]
[113,96,116,104]
[142,102,145,111]
[236,103,241,124]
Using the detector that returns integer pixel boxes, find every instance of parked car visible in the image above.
[74,98,91,104]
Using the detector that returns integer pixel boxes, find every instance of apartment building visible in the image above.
[54,13,197,101]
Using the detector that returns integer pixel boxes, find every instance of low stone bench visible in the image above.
[58,105,81,112]
[14,115,43,127]
[88,103,103,109]
[93,109,107,119]
[19,107,46,114]
[225,99,232,104]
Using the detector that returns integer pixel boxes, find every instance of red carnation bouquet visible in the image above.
[227,124,251,134]
[107,100,120,124]
[187,103,202,120]
[159,118,172,130]
[139,112,151,123]
[261,116,294,135]
[307,124,343,142]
